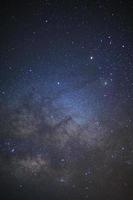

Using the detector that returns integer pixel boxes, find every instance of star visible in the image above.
[28,68,33,73]
[1,90,5,95]
[11,148,15,153]
[59,177,65,183]
[90,56,94,60]
[104,81,108,86]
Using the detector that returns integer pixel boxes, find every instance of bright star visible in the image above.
[104,81,108,86]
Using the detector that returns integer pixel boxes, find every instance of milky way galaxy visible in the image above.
[0,1,133,200]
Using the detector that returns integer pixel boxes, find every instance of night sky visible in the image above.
[0,0,133,200]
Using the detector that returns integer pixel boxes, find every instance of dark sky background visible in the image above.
[0,0,133,200]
